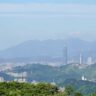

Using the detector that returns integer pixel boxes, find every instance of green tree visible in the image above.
[74,92,83,96]
[64,85,74,96]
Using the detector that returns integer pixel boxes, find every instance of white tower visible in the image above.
[82,76,87,81]
[63,45,68,65]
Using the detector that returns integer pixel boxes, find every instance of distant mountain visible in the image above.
[0,38,95,62]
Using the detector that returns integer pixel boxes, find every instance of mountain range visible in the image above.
[0,38,96,63]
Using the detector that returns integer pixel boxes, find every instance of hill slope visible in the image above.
[4,63,96,83]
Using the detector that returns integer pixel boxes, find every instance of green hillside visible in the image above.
[1,63,96,95]
[5,63,96,83]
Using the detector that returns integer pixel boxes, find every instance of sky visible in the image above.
[0,0,96,50]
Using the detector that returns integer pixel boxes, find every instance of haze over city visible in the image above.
[1,1,96,96]
[0,0,96,50]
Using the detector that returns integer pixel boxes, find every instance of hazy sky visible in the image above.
[0,0,96,50]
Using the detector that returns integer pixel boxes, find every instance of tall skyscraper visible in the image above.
[63,45,68,65]
[80,54,82,64]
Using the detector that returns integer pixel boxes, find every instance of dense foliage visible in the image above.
[0,82,95,96]
[0,82,58,96]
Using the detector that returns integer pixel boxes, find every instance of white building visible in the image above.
[14,78,26,83]
[51,81,56,86]
[31,80,38,85]
[0,77,4,82]
[87,56,93,65]
[58,87,65,92]
[82,76,87,81]
[7,72,27,78]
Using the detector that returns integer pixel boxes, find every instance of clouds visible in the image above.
[0,3,96,18]
[0,0,96,4]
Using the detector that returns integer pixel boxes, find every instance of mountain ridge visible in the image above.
[0,38,96,61]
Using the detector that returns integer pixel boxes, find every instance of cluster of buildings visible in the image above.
[0,46,95,84]
[0,72,27,83]
[63,46,94,65]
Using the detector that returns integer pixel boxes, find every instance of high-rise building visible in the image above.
[87,56,93,65]
[63,45,68,65]
[80,54,83,64]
